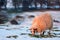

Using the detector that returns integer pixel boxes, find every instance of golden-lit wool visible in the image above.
[30,13,53,35]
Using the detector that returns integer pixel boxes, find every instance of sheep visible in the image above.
[30,13,53,36]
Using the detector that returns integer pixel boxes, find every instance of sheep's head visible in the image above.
[30,26,37,35]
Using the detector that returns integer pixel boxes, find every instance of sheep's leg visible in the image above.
[48,28,53,37]
[40,31,45,37]
[48,30,52,37]
[48,30,51,35]
[31,29,35,36]
[43,31,45,35]
[48,23,53,37]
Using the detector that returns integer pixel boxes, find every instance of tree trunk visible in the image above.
[34,1,37,9]
[4,0,7,10]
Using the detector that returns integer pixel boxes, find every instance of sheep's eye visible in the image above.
[34,29,37,30]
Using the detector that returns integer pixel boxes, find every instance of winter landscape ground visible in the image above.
[0,11,60,40]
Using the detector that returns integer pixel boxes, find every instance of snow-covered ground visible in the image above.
[0,11,60,40]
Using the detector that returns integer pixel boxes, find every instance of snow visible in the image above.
[6,0,14,9]
[0,11,60,40]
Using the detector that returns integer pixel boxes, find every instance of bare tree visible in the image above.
[12,0,18,9]
[27,0,33,7]
[33,0,47,9]
[12,0,22,10]
[58,0,60,8]
[0,0,7,11]
[22,0,29,10]
[3,0,7,9]
[47,0,58,9]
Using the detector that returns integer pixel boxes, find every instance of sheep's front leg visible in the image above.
[31,29,35,36]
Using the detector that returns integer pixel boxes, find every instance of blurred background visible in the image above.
[0,0,60,11]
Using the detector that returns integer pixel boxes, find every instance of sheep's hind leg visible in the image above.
[48,29,52,37]
[48,25,53,37]
[40,31,45,37]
